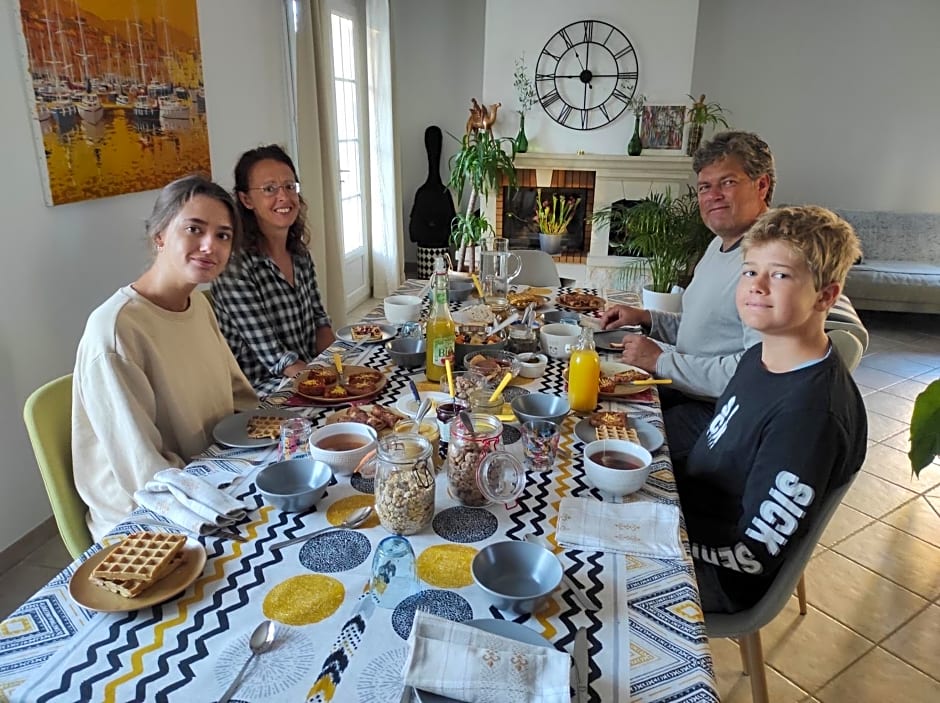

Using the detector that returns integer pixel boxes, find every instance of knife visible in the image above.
[573,627,589,703]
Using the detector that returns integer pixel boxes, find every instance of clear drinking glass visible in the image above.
[370,535,417,609]
[278,418,313,461]
[521,419,561,472]
[468,388,504,415]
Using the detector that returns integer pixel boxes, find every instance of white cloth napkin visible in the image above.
[402,611,570,703]
[134,468,250,536]
[556,496,683,558]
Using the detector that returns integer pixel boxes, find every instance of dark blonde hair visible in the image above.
[146,175,241,250]
[743,206,862,290]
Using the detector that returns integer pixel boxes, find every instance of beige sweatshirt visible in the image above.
[72,286,257,540]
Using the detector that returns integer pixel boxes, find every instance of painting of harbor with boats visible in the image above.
[16,0,210,205]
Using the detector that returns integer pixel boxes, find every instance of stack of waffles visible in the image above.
[90,532,187,598]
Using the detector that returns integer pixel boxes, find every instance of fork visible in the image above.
[196,456,269,467]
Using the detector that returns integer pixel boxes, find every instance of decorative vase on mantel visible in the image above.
[539,232,564,254]
[627,116,642,156]
[515,113,529,153]
[686,123,704,156]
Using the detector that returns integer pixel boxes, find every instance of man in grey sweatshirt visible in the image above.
[600,131,773,466]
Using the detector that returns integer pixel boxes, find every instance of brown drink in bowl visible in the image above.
[315,434,369,452]
[589,450,646,470]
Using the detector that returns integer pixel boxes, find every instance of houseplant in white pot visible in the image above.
[592,186,711,311]
[448,127,517,272]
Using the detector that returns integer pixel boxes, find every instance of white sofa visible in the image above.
[839,210,940,314]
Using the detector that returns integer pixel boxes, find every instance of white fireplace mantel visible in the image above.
[486,152,695,287]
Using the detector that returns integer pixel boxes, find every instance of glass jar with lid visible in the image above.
[393,417,442,470]
[365,435,436,535]
[506,323,538,355]
[446,413,526,507]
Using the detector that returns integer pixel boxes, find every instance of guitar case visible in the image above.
[409,125,456,248]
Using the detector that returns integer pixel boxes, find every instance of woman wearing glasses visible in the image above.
[212,144,336,394]
[72,175,257,540]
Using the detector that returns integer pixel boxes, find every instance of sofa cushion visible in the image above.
[845,260,940,309]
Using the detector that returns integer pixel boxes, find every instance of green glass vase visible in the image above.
[515,113,528,153]
[627,116,642,156]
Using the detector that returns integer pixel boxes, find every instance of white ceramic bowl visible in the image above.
[583,439,654,497]
[539,322,581,360]
[383,295,423,323]
[307,422,378,476]
[517,352,548,378]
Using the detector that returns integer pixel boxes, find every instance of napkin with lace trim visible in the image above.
[402,611,570,703]
[556,496,683,558]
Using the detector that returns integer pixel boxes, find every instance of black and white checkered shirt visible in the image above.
[211,249,332,395]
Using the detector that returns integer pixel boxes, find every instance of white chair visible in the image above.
[510,249,561,287]
[828,329,864,373]
[825,294,869,351]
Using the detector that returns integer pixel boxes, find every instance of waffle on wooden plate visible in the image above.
[69,532,207,611]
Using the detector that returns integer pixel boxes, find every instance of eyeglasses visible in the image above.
[248,182,301,197]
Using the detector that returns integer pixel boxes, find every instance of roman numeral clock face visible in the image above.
[535,20,639,131]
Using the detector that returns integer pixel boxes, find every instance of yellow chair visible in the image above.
[23,374,92,559]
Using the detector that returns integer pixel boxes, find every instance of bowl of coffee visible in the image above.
[308,422,378,476]
[583,439,653,497]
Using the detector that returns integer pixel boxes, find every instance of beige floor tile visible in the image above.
[758,596,873,693]
[819,503,874,547]
[882,496,940,548]
[865,409,909,442]
[859,353,935,380]
[852,366,907,391]
[709,636,811,703]
[863,391,916,423]
[842,470,916,519]
[881,603,940,677]
[803,550,927,642]
[23,535,72,570]
[816,647,940,703]
[881,428,912,453]
[855,383,878,396]
[0,564,62,620]
[860,442,921,489]
[834,521,940,600]
[880,378,929,402]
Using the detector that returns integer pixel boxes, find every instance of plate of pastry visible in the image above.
[293,365,387,403]
[336,323,398,344]
[69,533,206,613]
[555,291,605,312]
[598,362,652,398]
[324,403,407,436]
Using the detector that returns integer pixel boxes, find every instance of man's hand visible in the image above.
[619,335,663,372]
[599,304,652,330]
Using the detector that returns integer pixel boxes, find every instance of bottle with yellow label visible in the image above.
[568,326,600,413]
[425,256,456,382]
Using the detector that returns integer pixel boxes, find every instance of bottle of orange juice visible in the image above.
[424,256,456,382]
[568,327,600,413]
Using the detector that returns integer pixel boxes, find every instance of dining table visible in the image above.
[0,280,718,703]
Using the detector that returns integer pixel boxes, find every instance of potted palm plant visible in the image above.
[448,128,517,272]
[592,186,712,311]
[685,93,730,156]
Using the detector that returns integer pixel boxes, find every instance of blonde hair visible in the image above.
[743,206,862,290]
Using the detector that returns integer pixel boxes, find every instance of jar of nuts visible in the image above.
[369,435,436,535]
[446,413,524,507]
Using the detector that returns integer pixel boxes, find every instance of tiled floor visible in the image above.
[1,307,938,701]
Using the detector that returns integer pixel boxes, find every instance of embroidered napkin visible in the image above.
[134,468,250,536]
[556,496,683,559]
[402,611,571,703]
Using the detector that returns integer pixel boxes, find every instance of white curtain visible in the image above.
[365,0,404,297]
[292,0,348,327]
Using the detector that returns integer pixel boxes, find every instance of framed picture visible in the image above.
[14,0,211,206]
[640,105,686,152]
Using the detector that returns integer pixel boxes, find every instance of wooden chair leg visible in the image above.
[796,573,807,615]
[741,631,770,703]
[737,637,750,675]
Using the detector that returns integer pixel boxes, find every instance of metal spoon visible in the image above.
[219,620,277,703]
[458,410,477,438]
[413,397,432,425]
[270,505,375,550]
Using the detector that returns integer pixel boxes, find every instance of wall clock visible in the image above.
[535,19,639,131]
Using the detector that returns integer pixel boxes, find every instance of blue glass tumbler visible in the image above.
[371,535,417,609]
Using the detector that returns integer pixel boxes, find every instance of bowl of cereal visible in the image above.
[462,349,522,384]
[439,370,487,402]
[454,328,507,367]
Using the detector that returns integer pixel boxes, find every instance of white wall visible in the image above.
[693,0,940,212]
[391,0,486,266]
[0,0,292,552]
[483,0,699,155]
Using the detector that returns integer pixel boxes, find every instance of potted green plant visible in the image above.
[685,93,730,156]
[448,128,517,272]
[909,379,940,478]
[592,186,712,311]
[533,188,581,254]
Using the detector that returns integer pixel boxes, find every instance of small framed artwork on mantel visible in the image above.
[640,105,687,152]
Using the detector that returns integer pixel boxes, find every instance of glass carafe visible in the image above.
[367,435,436,535]
[480,238,522,311]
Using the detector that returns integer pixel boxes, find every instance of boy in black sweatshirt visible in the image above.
[677,206,867,613]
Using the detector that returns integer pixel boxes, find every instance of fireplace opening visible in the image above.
[501,186,589,253]
[606,198,643,256]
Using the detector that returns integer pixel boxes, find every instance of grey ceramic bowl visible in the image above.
[386,337,426,368]
[454,336,508,369]
[510,392,570,425]
[256,458,333,512]
[472,540,562,614]
[448,279,476,302]
[541,310,582,326]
